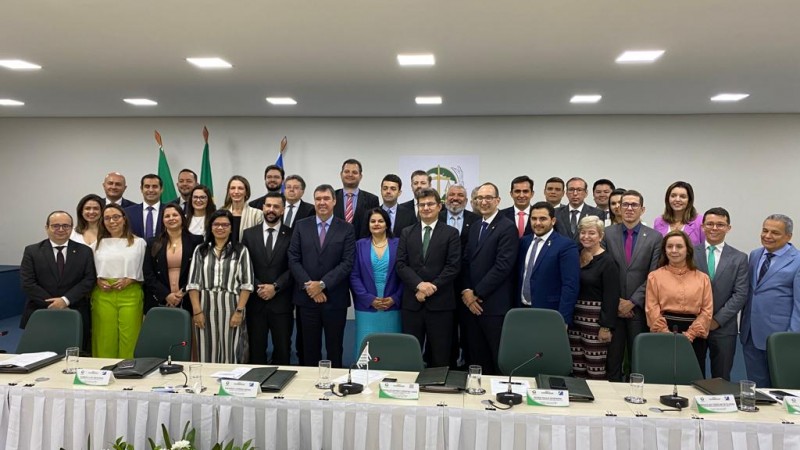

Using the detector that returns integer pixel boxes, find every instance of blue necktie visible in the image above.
[758,253,774,283]
[478,221,489,244]
[145,206,154,239]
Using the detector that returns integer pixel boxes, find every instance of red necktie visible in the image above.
[345,194,354,223]
[517,211,525,238]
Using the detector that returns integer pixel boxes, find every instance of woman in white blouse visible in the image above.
[186,184,216,236]
[71,194,103,250]
[221,175,263,243]
[92,203,147,358]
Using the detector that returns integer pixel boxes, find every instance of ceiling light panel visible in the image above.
[186,57,233,69]
[415,96,442,105]
[615,50,665,64]
[0,99,25,106]
[397,53,435,66]
[710,93,749,102]
[570,95,602,104]
[123,98,158,106]
[266,97,297,105]
[0,59,42,70]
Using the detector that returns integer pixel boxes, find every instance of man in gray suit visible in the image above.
[692,207,749,380]
[602,190,661,382]
[555,177,606,241]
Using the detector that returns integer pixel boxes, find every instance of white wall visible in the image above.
[0,114,797,264]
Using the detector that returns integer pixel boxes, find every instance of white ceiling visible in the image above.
[1,0,799,117]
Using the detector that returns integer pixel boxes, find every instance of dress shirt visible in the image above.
[755,243,792,285]
[704,241,725,275]
[284,201,300,227]
[263,222,281,250]
[49,239,71,305]
[104,197,127,206]
[621,222,643,251]
[141,202,161,237]
[383,204,398,231]
[94,237,147,281]
[315,216,334,238]
[343,188,361,213]
[514,206,529,233]
[482,211,499,227]
[188,216,205,236]
[520,229,554,305]
[420,219,438,240]
[645,266,713,342]
[446,212,464,234]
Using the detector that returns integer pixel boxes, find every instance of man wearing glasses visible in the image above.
[602,190,661,381]
[555,177,606,241]
[19,211,96,349]
[397,188,461,368]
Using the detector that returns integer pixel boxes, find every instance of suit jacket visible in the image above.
[499,206,532,237]
[142,232,203,313]
[461,215,519,316]
[248,191,286,210]
[388,204,417,236]
[168,197,190,214]
[100,197,135,208]
[740,244,800,349]
[222,205,264,241]
[124,203,164,238]
[554,204,607,241]
[653,214,706,247]
[241,223,294,315]
[334,188,380,239]
[438,209,481,250]
[517,232,580,323]
[288,216,355,309]
[284,200,315,228]
[396,221,461,312]
[19,239,96,328]
[350,237,403,311]
[399,199,415,210]
[693,243,749,337]
[602,223,661,308]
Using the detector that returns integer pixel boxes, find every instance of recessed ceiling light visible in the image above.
[186,57,233,69]
[570,94,602,104]
[266,97,297,105]
[615,50,665,64]
[0,59,41,70]
[123,98,158,106]
[397,54,435,66]
[710,93,749,102]
[415,96,442,105]
[0,99,25,106]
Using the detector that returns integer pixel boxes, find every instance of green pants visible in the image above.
[91,281,143,358]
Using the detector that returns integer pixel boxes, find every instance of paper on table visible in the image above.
[209,367,251,380]
[490,377,530,396]
[333,370,388,385]
[757,388,800,403]
[0,352,58,367]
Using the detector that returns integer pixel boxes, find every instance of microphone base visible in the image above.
[338,382,364,395]
[659,394,689,409]
[159,363,184,375]
[496,391,523,406]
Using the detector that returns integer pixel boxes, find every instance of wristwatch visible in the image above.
[235,308,244,314]
[319,281,326,290]
[273,282,280,292]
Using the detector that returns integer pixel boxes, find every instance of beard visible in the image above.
[446,203,465,214]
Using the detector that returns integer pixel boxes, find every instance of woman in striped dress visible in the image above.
[187,210,254,363]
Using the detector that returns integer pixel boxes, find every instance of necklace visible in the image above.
[371,239,388,248]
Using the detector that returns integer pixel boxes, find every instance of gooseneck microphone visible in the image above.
[496,352,543,406]
[338,363,364,395]
[659,326,688,409]
[159,341,187,375]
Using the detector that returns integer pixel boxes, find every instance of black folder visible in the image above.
[536,374,595,402]
[692,377,777,404]
[239,366,278,383]
[0,353,63,373]
[260,369,297,392]
[415,367,468,393]
[101,357,166,379]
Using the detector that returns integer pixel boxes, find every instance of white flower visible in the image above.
[172,441,192,449]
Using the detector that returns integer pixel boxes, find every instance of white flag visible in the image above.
[357,342,371,369]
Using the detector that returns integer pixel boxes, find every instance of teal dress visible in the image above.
[353,246,402,359]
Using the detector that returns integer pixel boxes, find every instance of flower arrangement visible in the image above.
[70,421,252,450]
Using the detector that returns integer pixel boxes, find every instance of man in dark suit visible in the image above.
[399,169,431,210]
[554,177,606,241]
[168,168,197,213]
[19,211,96,350]
[692,207,749,380]
[498,175,534,238]
[334,159,380,239]
[379,174,416,235]
[249,164,285,210]
[460,183,519,374]
[242,192,294,365]
[99,172,135,208]
[397,188,461,367]
[740,214,800,387]
[288,184,355,368]
[518,201,580,324]
[602,190,661,381]
[124,174,165,239]
[282,174,315,228]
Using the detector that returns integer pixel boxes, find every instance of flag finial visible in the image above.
[280,136,288,153]
[202,126,209,143]
[154,130,163,147]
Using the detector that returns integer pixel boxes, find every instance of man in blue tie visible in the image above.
[740,214,800,387]
[124,174,164,239]
[379,174,416,235]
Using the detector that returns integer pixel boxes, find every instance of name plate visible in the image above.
[785,397,800,414]
[378,382,420,400]
[73,369,114,386]
[218,379,260,398]
[694,395,738,413]
[526,389,569,407]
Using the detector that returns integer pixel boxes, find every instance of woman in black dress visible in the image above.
[569,215,621,379]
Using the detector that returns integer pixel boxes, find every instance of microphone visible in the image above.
[338,363,364,395]
[659,326,689,409]
[159,341,187,375]
[496,352,543,406]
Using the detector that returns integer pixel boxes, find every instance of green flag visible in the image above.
[155,130,178,202]
[200,126,214,198]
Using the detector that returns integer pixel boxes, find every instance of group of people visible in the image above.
[18,161,799,388]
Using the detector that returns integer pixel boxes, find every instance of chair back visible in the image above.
[768,332,800,388]
[358,333,425,372]
[497,308,572,377]
[16,309,83,354]
[134,307,192,361]
[631,332,703,385]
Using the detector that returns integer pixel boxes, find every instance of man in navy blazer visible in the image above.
[397,188,461,368]
[333,159,380,239]
[460,183,519,374]
[692,207,749,380]
[99,172,135,208]
[554,177,606,241]
[288,184,355,368]
[124,174,165,239]
[518,201,580,324]
[740,214,800,387]
[498,175,534,238]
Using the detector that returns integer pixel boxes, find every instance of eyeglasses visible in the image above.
[212,223,232,229]
[192,196,208,201]
[620,203,641,210]
[567,188,585,193]
[103,215,123,221]
[704,222,729,229]
[49,224,73,230]
[474,196,497,203]
[417,202,439,209]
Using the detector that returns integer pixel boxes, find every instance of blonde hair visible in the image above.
[578,215,604,235]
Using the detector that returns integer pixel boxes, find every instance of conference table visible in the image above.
[0,355,798,450]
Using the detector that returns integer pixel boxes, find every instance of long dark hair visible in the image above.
[657,230,697,270]
[97,204,135,249]
[199,209,243,258]
[151,203,189,257]
[366,207,394,239]
[75,193,103,233]
[186,184,216,228]
[661,181,698,225]
[607,188,626,225]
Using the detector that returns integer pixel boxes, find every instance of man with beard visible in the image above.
[399,170,432,210]
[241,192,294,364]
[249,164,286,210]
[169,169,198,213]
[334,159,380,239]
